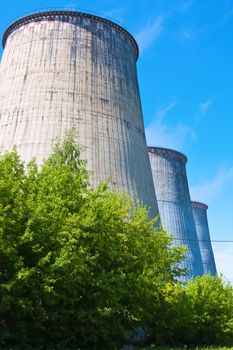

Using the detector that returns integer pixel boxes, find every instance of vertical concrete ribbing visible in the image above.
[192,201,217,276]
[148,147,204,279]
[0,11,159,218]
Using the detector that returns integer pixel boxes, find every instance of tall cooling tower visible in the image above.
[191,201,217,276]
[0,10,159,217]
[148,147,204,279]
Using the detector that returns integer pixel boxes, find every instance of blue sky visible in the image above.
[0,0,232,282]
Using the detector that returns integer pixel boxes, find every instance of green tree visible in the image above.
[0,134,185,350]
[185,274,233,346]
[147,274,233,347]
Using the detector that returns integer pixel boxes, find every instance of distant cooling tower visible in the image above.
[192,201,217,276]
[0,10,159,217]
[148,147,204,279]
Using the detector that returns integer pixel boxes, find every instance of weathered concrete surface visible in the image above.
[148,147,204,279]
[192,201,217,276]
[0,11,159,218]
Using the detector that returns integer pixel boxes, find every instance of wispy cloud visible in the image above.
[175,0,194,14]
[136,15,165,52]
[64,2,78,9]
[199,99,213,115]
[220,6,233,24]
[213,243,233,284]
[102,7,128,23]
[180,30,194,40]
[145,102,196,150]
[193,98,213,125]
[190,167,233,202]
[155,101,177,122]
[135,0,196,52]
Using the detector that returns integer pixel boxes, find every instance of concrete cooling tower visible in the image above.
[192,201,217,276]
[0,10,159,218]
[148,147,204,279]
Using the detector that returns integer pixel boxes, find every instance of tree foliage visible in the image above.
[147,275,233,347]
[0,134,185,349]
[1,134,232,349]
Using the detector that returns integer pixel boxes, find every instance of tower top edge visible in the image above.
[2,10,139,60]
[191,201,208,210]
[147,146,188,164]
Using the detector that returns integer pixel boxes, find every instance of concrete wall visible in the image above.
[0,11,159,218]
[148,147,204,279]
[192,201,217,276]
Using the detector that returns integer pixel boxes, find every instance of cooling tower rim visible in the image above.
[2,10,139,60]
[147,146,188,164]
[191,201,208,210]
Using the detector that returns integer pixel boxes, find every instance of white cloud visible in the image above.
[220,6,233,24]
[64,2,77,9]
[175,0,194,14]
[212,243,233,285]
[198,99,213,115]
[102,7,127,22]
[155,101,177,122]
[136,15,165,52]
[145,102,196,150]
[135,0,196,52]
[180,29,195,41]
[190,167,233,202]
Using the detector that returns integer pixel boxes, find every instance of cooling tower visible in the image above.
[148,147,204,279]
[0,10,159,218]
[191,201,217,275]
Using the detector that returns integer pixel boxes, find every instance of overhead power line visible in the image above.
[23,217,233,244]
